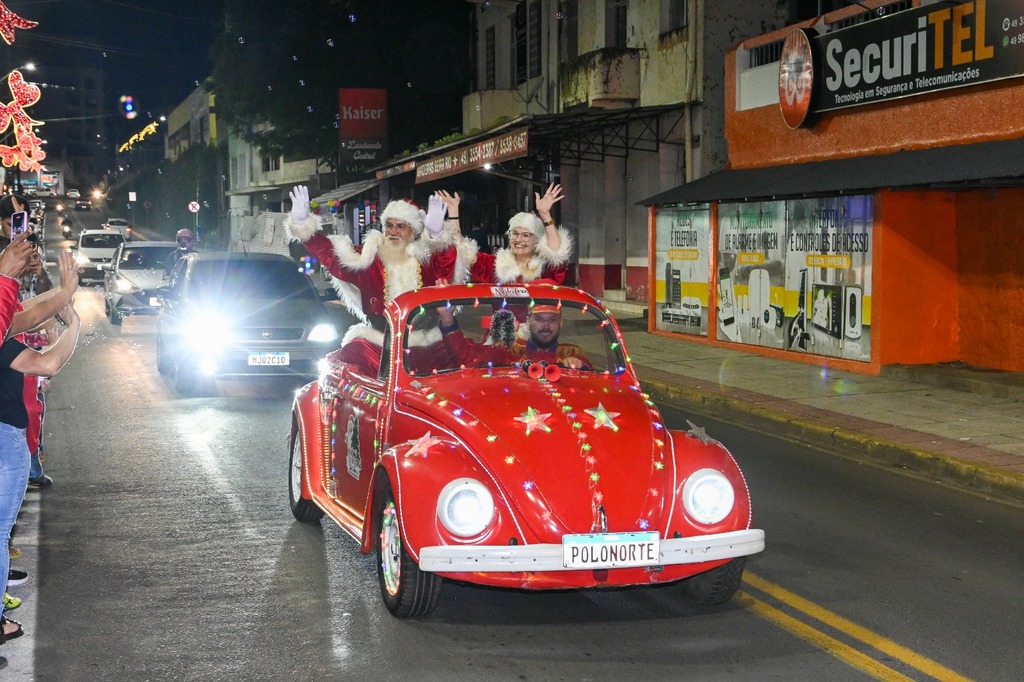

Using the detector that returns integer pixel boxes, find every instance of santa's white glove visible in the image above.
[423,194,447,236]
[289,185,310,223]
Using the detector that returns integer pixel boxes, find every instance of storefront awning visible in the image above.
[641,137,1024,205]
[311,178,380,204]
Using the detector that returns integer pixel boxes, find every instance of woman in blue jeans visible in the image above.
[0,270,81,647]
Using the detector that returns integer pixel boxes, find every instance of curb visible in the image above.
[636,369,1024,503]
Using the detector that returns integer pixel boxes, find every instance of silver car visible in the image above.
[155,252,340,395]
[101,241,176,325]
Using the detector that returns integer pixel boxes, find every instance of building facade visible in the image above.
[646,0,1024,374]
[371,0,788,309]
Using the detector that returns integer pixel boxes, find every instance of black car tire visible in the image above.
[174,358,199,395]
[108,305,122,326]
[156,334,173,375]
[374,477,442,618]
[680,557,746,606]
[288,427,324,523]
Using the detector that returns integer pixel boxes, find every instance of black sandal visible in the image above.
[0,615,23,644]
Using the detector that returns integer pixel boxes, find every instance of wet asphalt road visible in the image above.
[7,216,1022,679]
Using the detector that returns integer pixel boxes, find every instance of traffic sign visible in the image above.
[188,201,200,214]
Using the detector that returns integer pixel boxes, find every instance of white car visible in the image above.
[101,241,176,325]
[74,229,126,282]
[103,218,133,239]
[66,188,81,199]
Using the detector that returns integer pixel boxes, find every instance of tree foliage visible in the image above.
[209,0,469,169]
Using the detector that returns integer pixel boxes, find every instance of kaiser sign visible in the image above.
[339,88,388,171]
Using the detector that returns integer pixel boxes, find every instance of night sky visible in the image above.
[4,0,224,122]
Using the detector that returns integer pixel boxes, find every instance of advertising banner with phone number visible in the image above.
[714,196,873,361]
[653,206,711,336]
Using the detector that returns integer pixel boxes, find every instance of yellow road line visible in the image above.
[743,572,973,682]
[736,592,915,681]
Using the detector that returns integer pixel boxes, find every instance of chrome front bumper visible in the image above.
[418,528,764,573]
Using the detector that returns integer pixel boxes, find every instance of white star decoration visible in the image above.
[404,432,442,458]
[584,403,620,431]
[515,407,552,435]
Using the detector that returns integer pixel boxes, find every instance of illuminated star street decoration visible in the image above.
[0,2,36,45]
[404,432,442,458]
[515,407,552,435]
[584,403,620,431]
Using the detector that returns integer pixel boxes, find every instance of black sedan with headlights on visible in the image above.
[156,252,341,395]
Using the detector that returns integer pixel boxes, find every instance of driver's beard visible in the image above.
[378,237,411,266]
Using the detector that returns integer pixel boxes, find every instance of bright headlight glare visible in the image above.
[682,469,735,525]
[437,478,495,538]
[183,311,232,351]
[75,253,90,265]
[308,322,339,343]
[115,277,135,293]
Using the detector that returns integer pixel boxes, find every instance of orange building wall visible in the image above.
[875,192,959,367]
[956,189,1024,370]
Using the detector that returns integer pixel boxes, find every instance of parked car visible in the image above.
[102,217,132,238]
[100,241,176,325]
[287,283,765,617]
[73,229,126,283]
[156,252,340,394]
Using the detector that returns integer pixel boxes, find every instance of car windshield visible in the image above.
[403,295,626,376]
[81,234,125,249]
[119,247,168,269]
[189,259,317,301]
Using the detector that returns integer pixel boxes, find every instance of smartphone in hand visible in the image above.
[10,211,28,237]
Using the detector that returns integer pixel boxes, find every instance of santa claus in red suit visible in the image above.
[285,186,474,354]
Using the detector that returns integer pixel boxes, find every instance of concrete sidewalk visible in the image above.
[615,318,1024,502]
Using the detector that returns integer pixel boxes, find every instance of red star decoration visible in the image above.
[0,2,36,45]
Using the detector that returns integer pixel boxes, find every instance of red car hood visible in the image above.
[398,371,671,540]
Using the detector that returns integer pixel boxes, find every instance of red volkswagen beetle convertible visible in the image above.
[288,283,764,617]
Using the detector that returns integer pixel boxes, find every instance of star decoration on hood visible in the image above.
[515,406,552,435]
[584,403,620,431]
[404,432,442,458]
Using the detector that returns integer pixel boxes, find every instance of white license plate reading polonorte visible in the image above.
[562,531,660,569]
[248,352,290,366]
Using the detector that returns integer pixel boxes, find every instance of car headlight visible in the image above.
[183,310,233,352]
[681,468,735,525]
[75,253,90,265]
[114,277,136,293]
[437,478,495,538]
[308,322,338,343]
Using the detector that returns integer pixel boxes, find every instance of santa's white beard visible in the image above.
[378,237,411,266]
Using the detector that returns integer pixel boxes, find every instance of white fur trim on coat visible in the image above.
[534,226,573,266]
[341,323,385,347]
[327,230,381,271]
[453,235,479,284]
[285,214,322,242]
[494,248,542,283]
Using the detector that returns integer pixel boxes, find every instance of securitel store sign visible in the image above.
[415,128,529,183]
[781,0,1024,124]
